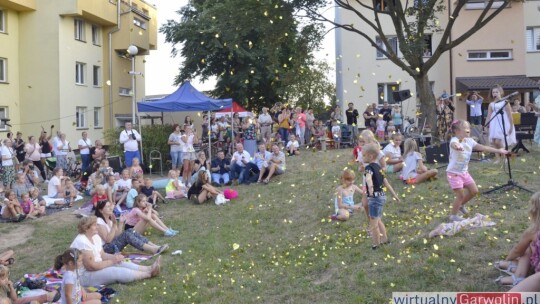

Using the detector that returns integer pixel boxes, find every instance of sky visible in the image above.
[144,0,336,96]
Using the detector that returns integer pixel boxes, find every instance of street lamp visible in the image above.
[127,45,138,125]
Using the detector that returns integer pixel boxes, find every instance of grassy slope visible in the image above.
[2,145,539,304]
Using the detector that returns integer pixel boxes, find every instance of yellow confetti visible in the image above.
[415,67,420,72]
[232,243,240,251]
[433,244,439,250]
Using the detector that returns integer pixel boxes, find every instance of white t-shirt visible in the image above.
[116,178,132,191]
[286,140,299,149]
[60,270,82,304]
[70,234,104,266]
[181,134,196,153]
[78,138,93,155]
[232,150,251,167]
[258,113,273,125]
[331,125,341,138]
[402,152,422,179]
[168,132,184,152]
[48,175,61,197]
[356,150,385,167]
[52,136,61,155]
[1,146,14,166]
[119,129,141,152]
[447,137,477,174]
[97,217,112,234]
[382,144,401,160]
[55,140,70,156]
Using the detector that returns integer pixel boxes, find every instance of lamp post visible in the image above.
[126,45,138,124]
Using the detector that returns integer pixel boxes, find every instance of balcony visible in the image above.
[59,0,117,26]
[0,0,36,11]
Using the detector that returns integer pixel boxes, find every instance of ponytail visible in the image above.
[54,248,80,270]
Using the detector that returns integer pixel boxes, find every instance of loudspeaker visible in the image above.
[392,90,411,102]
[107,156,123,173]
[425,142,449,164]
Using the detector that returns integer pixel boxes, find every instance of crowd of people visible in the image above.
[2,86,540,302]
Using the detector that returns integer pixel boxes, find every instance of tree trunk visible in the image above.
[415,73,438,142]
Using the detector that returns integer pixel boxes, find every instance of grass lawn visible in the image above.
[1,144,540,304]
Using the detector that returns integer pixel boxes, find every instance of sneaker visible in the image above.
[156,244,169,255]
[164,229,176,237]
[169,228,179,234]
[449,214,465,222]
[459,205,469,215]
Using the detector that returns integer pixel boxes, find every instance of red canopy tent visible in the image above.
[215,101,252,118]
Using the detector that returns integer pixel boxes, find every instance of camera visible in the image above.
[131,133,136,140]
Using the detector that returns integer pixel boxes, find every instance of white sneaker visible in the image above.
[449,214,464,222]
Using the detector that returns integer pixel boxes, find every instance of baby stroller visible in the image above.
[44,155,82,181]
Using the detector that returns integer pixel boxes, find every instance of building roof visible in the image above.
[456,75,540,92]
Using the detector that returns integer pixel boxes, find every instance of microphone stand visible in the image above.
[483,98,531,194]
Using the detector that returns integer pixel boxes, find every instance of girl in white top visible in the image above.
[446,120,508,222]
[286,134,300,156]
[486,85,516,164]
[181,125,199,187]
[1,139,16,188]
[382,133,404,173]
[69,216,160,287]
[55,133,71,171]
[400,138,437,185]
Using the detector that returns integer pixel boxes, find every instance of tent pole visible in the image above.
[208,110,212,161]
[138,111,144,165]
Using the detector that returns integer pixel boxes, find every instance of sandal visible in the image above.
[494,260,518,275]
[495,274,524,287]
[263,178,269,184]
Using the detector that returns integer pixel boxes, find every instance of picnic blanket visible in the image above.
[42,195,83,207]
[429,213,495,238]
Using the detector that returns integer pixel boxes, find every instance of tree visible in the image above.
[303,0,517,139]
[161,0,327,110]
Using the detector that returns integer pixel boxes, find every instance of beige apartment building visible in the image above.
[0,0,156,144]
[336,0,540,127]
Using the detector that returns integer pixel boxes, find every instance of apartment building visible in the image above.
[335,0,540,126]
[0,0,156,143]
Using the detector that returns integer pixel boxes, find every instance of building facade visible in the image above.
[0,0,156,144]
[336,0,540,127]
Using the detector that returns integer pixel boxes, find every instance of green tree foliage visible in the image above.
[304,0,517,139]
[161,0,327,110]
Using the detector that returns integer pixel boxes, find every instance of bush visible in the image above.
[104,125,173,165]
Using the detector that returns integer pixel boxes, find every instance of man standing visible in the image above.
[379,101,393,128]
[257,107,273,145]
[119,122,141,168]
[78,131,92,173]
[345,102,359,144]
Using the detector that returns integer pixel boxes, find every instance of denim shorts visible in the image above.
[368,196,386,218]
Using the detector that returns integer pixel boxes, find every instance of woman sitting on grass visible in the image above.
[494,192,540,287]
[124,195,178,237]
[69,216,161,286]
[400,138,438,185]
[95,200,168,255]
[187,170,222,204]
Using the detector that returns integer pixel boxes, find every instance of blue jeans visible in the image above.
[124,150,141,168]
[230,163,248,183]
[81,154,91,173]
[470,116,482,126]
[279,127,289,143]
[211,173,230,185]
[170,151,182,169]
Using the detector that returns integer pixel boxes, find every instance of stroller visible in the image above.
[44,155,82,181]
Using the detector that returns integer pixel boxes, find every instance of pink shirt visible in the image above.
[297,113,306,128]
[125,207,144,226]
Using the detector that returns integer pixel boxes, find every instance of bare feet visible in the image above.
[151,256,161,277]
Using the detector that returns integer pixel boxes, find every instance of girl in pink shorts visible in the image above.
[446,120,508,222]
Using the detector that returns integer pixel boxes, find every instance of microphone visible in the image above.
[496,91,519,102]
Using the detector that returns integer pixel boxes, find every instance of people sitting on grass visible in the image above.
[124,195,177,237]
[331,169,362,221]
[125,179,141,209]
[20,192,45,219]
[98,158,115,182]
[259,144,286,184]
[29,187,47,209]
[12,173,32,202]
[1,190,25,221]
[493,192,540,287]
[211,150,231,186]
[230,143,251,185]
[0,264,59,304]
[401,138,438,185]
[128,157,144,183]
[115,169,132,206]
[164,170,186,200]
[382,133,404,174]
[286,134,300,156]
[54,248,102,304]
[0,251,14,267]
[187,171,223,204]
[247,143,272,184]
[95,200,168,255]
[140,177,167,207]
[47,168,65,198]
[63,178,78,207]
[69,216,161,287]
[91,185,108,209]
[18,160,40,189]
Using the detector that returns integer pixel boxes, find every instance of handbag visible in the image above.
[215,193,230,205]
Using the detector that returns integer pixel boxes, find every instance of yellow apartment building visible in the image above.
[0,0,156,144]
[336,0,540,127]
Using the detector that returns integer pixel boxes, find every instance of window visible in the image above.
[376,36,400,59]
[467,50,512,61]
[119,87,131,96]
[423,35,432,57]
[76,107,87,128]
[94,107,102,128]
[133,17,146,30]
[466,0,506,10]
[74,19,85,41]
[374,0,396,11]
[0,10,5,33]
[75,62,86,84]
[377,83,400,104]
[526,27,540,52]
[0,107,8,131]
[92,65,101,86]
[91,25,101,45]
[0,58,6,82]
